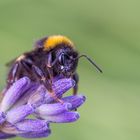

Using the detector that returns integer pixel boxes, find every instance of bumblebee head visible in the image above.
[35,35,74,51]
[35,35,78,77]
[35,35,103,74]
[53,47,79,77]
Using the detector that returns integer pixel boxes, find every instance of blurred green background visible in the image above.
[0,0,140,140]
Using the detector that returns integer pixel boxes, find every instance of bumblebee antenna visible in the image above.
[76,54,103,73]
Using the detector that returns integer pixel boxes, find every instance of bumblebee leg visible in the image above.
[46,53,64,104]
[7,62,21,86]
[72,73,79,95]
[32,65,46,81]
[46,52,54,81]
[32,65,63,104]
[48,90,64,104]
[47,53,64,104]
[46,52,52,68]
[5,61,23,94]
[7,57,33,88]
[18,60,49,90]
[21,61,32,73]
[46,53,64,103]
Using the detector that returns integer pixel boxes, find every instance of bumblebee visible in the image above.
[6,35,102,102]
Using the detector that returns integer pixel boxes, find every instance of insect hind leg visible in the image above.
[7,62,21,87]
[32,65,64,104]
[72,73,79,95]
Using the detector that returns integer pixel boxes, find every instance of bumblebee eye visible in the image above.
[59,53,69,65]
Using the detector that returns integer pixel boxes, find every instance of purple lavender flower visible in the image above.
[0,77,86,139]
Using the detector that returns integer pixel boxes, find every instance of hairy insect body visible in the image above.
[6,35,102,102]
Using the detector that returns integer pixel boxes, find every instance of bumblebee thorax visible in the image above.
[43,35,74,51]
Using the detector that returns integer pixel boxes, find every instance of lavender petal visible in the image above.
[52,78,75,96]
[12,83,39,109]
[45,78,75,103]
[35,103,72,116]
[0,77,31,112]
[6,104,35,124]
[62,95,86,110]
[40,112,80,123]
[1,120,49,135]
[0,112,6,124]
[0,131,15,139]
[19,129,51,138]
[15,119,49,132]
[1,122,21,134]
[28,85,46,108]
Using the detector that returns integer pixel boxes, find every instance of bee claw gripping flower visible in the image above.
[0,77,86,139]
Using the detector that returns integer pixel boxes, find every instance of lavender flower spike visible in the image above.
[0,131,15,139]
[40,111,80,123]
[0,77,31,112]
[18,129,51,138]
[62,95,86,110]
[36,95,86,123]
[15,119,49,133]
[35,103,72,116]
[45,78,75,103]
[6,104,35,124]
[0,111,6,124]
[0,76,86,139]
[1,119,50,135]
